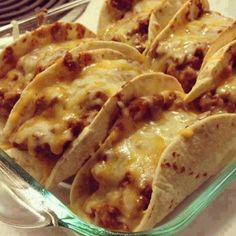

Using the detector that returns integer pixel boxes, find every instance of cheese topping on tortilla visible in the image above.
[0,39,83,117]
[78,99,197,231]
[9,59,143,159]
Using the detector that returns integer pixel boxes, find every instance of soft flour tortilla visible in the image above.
[2,44,145,185]
[0,22,95,119]
[70,73,236,232]
[65,39,146,63]
[97,0,187,52]
[185,39,236,103]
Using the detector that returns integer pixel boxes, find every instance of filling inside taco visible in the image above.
[150,12,232,92]
[100,0,162,52]
[71,91,197,231]
[100,0,187,53]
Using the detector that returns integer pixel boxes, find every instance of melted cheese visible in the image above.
[82,109,197,230]
[104,13,150,40]
[9,59,143,158]
[216,74,236,102]
[156,12,232,63]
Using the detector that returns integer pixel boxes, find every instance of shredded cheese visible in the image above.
[156,12,232,64]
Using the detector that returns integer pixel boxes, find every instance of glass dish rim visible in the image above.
[0,148,235,236]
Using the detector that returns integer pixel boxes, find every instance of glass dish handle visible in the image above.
[0,157,56,229]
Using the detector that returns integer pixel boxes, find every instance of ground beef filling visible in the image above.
[164,48,205,93]
[153,41,208,93]
[0,90,20,118]
[127,92,184,122]
[111,14,150,53]
[108,0,135,20]
[192,90,236,113]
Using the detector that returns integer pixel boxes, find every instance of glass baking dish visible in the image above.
[0,148,235,236]
[0,0,235,235]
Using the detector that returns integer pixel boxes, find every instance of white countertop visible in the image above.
[0,0,235,235]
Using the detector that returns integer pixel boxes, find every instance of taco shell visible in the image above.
[70,72,236,232]
[147,0,233,92]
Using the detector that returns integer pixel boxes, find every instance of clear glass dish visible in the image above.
[0,148,235,236]
[0,1,235,235]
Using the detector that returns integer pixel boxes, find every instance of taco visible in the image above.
[70,73,236,232]
[185,39,236,114]
[147,0,233,92]
[0,22,95,119]
[97,0,188,53]
[2,43,146,185]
